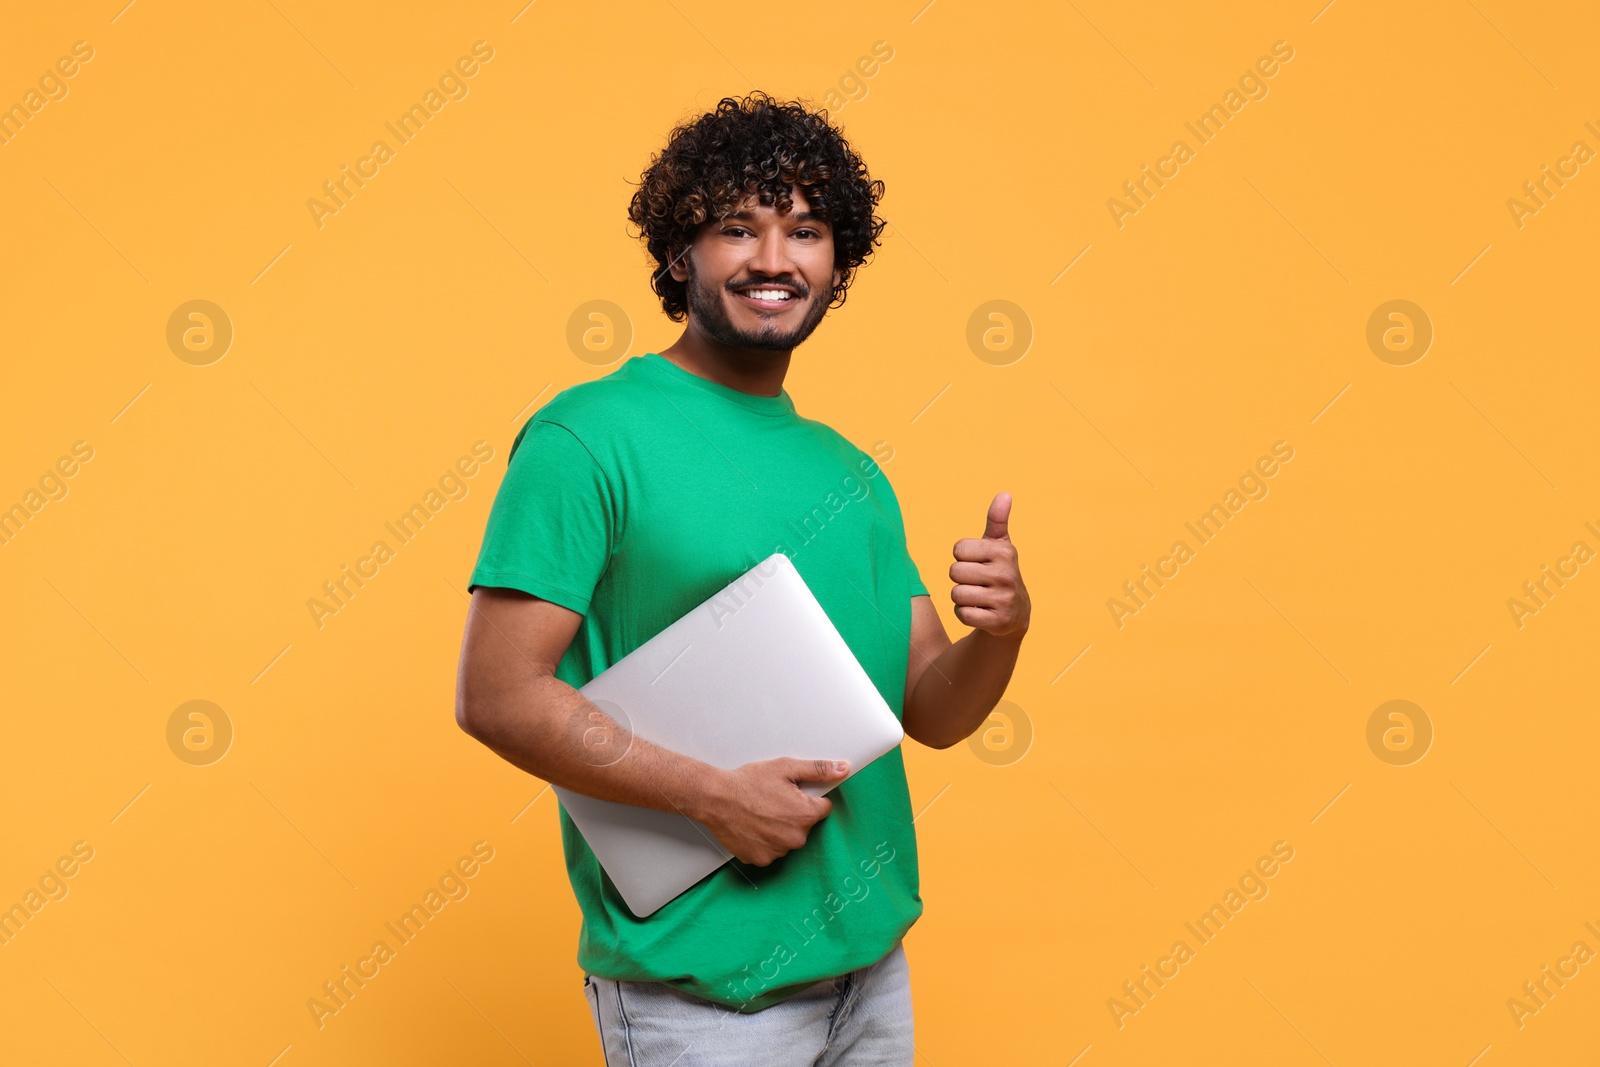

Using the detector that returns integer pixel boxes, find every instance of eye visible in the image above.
[720,226,751,238]
[792,228,821,239]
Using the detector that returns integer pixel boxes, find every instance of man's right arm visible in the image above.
[453,586,849,866]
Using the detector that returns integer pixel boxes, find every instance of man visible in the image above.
[455,92,1030,1065]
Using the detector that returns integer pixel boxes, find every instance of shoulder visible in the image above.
[837,428,901,489]
[792,415,898,473]
[799,419,907,508]
[507,360,661,459]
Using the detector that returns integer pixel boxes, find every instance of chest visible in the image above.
[593,428,910,688]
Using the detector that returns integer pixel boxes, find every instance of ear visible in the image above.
[668,244,692,283]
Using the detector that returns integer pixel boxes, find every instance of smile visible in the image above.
[733,289,800,310]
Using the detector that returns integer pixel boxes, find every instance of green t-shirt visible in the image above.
[467,352,928,1011]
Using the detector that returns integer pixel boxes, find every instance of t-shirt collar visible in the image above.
[637,352,796,417]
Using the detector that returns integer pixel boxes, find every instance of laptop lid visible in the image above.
[551,552,905,917]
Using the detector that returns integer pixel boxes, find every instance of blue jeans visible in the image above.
[582,940,914,1066]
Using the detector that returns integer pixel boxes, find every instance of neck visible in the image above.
[658,321,790,397]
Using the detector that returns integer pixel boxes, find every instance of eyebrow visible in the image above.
[721,210,830,226]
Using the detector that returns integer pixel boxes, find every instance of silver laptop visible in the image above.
[552,552,905,917]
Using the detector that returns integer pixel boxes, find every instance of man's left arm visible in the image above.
[901,492,1031,750]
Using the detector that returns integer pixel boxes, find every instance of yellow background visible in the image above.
[3,0,1597,1063]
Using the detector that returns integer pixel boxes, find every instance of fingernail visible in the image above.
[834,761,849,773]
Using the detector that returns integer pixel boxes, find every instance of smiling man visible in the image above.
[455,92,1030,1066]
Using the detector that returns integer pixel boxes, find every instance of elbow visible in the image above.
[453,669,475,735]
[455,697,482,739]
[902,716,957,751]
[455,670,551,745]
[457,700,510,749]
[455,665,509,742]
[455,685,497,742]
[456,651,561,748]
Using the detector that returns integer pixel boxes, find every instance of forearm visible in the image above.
[902,628,1025,749]
[462,672,729,823]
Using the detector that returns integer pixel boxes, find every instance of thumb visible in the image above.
[790,758,851,782]
[983,492,1012,541]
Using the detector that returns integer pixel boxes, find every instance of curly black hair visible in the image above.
[627,91,887,322]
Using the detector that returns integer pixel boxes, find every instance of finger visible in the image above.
[952,536,1015,563]
[949,560,1010,587]
[982,492,1011,541]
[951,584,1005,609]
[954,604,1006,630]
[789,758,850,782]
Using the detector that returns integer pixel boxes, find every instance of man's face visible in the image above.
[671,186,842,352]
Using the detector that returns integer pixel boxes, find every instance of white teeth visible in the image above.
[743,289,792,301]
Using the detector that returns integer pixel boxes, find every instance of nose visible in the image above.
[748,226,793,280]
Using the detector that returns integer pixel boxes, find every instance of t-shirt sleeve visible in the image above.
[467,418,614,614]
[863,448,929,599]
[907,554,930,598]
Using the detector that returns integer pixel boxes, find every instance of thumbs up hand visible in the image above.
[949,492,1031,638]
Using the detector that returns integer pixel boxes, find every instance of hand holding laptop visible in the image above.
[697,756,852,866]
[553,553,906,916]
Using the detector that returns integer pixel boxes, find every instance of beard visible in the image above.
[683,256,834,351]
